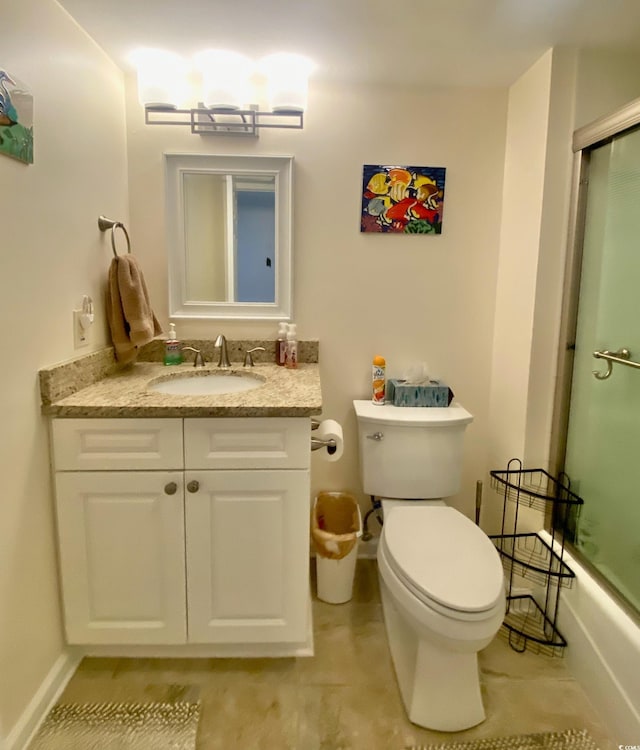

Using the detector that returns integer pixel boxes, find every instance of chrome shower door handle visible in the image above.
[592,348,639,380]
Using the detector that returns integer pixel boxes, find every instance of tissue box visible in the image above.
[387,379,454,407]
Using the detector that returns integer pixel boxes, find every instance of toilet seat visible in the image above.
[382,506,504,619]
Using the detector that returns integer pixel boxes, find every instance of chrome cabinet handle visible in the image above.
[187,480,200,493]
[164,482,178,495]
[366,432,384,441]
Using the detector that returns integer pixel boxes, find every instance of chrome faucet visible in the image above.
[182,346,206,367]
[214,334,231,368]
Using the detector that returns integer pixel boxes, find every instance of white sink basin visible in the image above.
[149,372,264,396]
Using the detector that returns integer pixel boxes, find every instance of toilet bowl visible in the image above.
[378,503,505,731]
[353,400,506,731]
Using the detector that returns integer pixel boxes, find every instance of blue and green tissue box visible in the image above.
[386,379,454,407]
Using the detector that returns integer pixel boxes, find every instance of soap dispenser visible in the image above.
[276,321,288,365]
[164,323,183,365]
[285,323,298,369]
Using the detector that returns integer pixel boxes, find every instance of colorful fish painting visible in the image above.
[361,164,445,234]
[0,69,34,164]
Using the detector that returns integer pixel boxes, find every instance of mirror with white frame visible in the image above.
[165,153,293,320]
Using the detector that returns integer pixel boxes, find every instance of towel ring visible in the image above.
[98,215,131,258]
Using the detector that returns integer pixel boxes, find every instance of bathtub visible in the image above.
[540,532,640,743]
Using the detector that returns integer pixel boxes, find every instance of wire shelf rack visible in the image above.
[489,532,576,589]
[490,467,583,513]
[490,459,583,655]
[499,594,568,657]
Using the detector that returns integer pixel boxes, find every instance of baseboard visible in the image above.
[5,649,81,750]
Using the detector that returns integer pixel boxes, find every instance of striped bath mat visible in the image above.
[29,700,200,749]
[406,728,600,750]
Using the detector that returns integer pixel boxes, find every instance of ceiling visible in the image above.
[57,0,640,88]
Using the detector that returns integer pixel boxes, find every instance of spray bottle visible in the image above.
[372,355,386,404]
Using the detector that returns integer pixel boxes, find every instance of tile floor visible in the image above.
[51,560,616,750]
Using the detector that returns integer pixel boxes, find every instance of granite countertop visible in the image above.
[42,361,323,418]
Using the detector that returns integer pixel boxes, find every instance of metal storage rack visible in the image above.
[490,459,583,656]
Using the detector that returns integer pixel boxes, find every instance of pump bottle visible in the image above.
[164,323,183,365]
[285,324,298,369]
[276,321,288,365]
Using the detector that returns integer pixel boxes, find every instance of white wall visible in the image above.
[0,0,128,741]
[125,77,509,521]
[525,48,578,467]
[487,50,553,484]
[574,49,640,129]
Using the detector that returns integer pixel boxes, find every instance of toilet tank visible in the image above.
[353,400,473,499]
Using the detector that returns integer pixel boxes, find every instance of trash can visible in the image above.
[311,491,362,604]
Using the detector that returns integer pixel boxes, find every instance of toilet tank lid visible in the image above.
[353,400,473,427]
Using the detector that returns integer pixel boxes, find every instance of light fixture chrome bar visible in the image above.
[144,106,303,136]
[592,348,640,380]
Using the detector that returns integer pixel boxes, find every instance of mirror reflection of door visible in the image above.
[182,172,276,304]
[234,179,276,303]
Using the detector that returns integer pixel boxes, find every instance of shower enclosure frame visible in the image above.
[549,96,640,624]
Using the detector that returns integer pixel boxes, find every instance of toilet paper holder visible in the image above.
[310,418,336,453]
[311,436,336,452]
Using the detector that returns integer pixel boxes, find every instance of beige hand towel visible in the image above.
[106,255,162,364]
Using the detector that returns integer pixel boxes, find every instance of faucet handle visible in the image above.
[182,346,206,367]
[243,346,266,367]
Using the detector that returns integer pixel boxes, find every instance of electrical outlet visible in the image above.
[73,309,89,348]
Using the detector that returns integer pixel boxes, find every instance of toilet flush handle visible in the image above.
[366,432,384,441]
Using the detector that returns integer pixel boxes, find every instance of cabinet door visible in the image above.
[185,469,310,644]
[55,471,186,645]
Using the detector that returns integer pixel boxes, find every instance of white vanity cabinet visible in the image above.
[51,416,311,652]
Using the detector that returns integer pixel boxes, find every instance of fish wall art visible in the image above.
[0,69,34,164]
[361,164,445,234]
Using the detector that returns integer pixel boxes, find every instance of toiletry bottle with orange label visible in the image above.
[285,323,298,369]
[276,321,288,365]
[372,355,386,404]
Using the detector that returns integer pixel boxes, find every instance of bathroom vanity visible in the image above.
[40,346,322,657]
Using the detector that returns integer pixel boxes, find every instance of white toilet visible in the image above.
[353,400,505,732]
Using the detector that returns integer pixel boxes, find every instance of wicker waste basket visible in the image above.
[311,491,362,604]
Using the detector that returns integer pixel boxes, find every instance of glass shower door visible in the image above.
[564,126,640,614]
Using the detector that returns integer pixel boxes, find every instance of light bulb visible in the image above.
[130,48,190,109]
[259,53,315,113]
[193,49,254,110]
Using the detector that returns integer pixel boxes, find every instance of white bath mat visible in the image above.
[29,700,200,749]
[406,727,600,750]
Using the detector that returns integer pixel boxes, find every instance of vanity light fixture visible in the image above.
[131,47,314,137]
